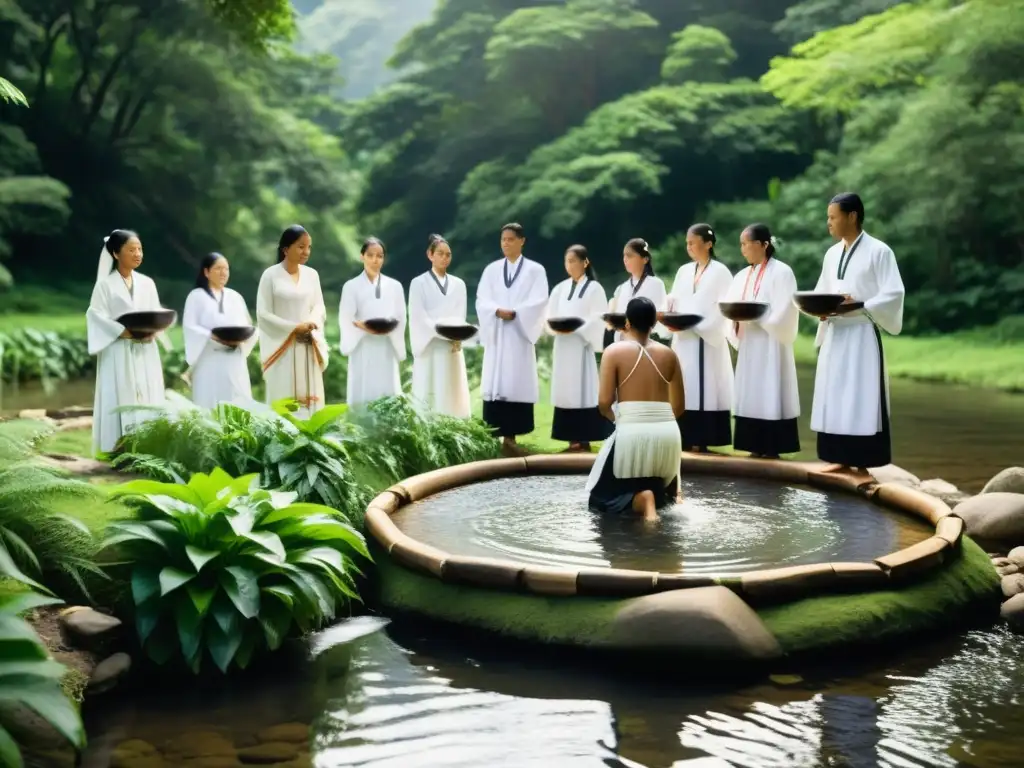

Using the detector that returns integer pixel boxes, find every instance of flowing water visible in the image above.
[30,370,1024,767]
[391,475,932,575]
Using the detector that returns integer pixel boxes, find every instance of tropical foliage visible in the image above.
[110,395,501,520]
[0,420,108,603]
[0,330,91,389]
[100,468,369,673]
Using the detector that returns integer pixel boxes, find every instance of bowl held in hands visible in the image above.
[211,325,256,343]
[547,316,586,333]
[435,323,478,342]
[117,309,177,339]
[602,312,627,331]
[718,302,769,323]
[364,317,399,334]
[660,313,703,332]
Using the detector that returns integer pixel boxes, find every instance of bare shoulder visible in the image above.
[647,339,678,368]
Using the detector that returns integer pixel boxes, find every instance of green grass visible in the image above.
[373,536,1001,658]
[39,429,93,458]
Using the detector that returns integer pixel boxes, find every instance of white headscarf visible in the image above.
[96,236,113,285]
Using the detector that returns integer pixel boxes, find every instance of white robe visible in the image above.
[811,232,905,435]
[668,260,734,413]
[339,272,406,408]
[408,269,471,419]
[256,263,329,417]
[546,277,608,409]
[182,287,257,409]
[609,275,670,340]
[476,256,549,403]
[86,270,168,455]
[726,259,800,421]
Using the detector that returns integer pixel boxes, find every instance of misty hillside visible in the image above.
[294,0,437,98]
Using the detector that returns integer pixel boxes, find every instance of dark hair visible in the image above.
[625,237,655,276]
[500,222,525,239]
[427,234,448,254]
[742,223,776,259]
[361,236,386,257]
[105,229,140,267]
[195,252,226,297]
[687,223,717,259]
[566,244,596,280]
[830,192,865,227]
[276,225,308,263]
[625,296,657,335]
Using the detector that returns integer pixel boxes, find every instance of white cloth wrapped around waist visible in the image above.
[585,401,681,492]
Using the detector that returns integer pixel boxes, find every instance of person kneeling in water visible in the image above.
[586,296,685,521]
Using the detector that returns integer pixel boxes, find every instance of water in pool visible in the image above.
[389,475,933,575]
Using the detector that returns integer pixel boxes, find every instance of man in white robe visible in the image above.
[408,235,471,418]
[475,222,549,455]
[811,193,905,471]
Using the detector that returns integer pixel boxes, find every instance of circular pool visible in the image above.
[365,454,1000,663]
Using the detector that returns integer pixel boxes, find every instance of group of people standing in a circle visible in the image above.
[86,192,904,523]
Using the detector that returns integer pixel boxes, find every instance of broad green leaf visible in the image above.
[0,658,70,680]
[268,490,299,509]
[261,501,338,525]
[159,566,196,596]
[206,621,243,673]
[277,518,370,559]
[258,596,292,651]
[174,594,203,662]
[234,631,258,669]
[1,528,41,576]
[219,566,260,619]
[305,403,348,434]
[0,726,20,768]
[0,592,62,616]
[0,677,85,748]
[135,601,161,644]
[211,594,241,637]
[242,530,286,560]
[227,507,256,536]
[0,543,50,594]
[145,627,177,665]
[185,544,220,572]
[131,567,161,605]
[263,585,296,608]
[101,521,173,553]
[110,480,201,506]
[186,582,217,616]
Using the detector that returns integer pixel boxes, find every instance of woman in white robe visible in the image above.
[726,224,801,458]
[546,244,613,451]
[86,229,169,455]
[408,234,471,418]
[811,193,905,470]
[606,237,669,347]
[339,237,407,408]
[668,223,734,452]
[182,252,257,409]
[476,222,550,454]
[256,225,328,418]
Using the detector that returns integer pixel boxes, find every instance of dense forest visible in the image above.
[1,0,1021,333]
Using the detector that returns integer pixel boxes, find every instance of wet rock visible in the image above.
[88,652,132,694]
[870,464,921,487]
[111,740,163,768]
[256,723,310,744]
[18,408,50,421]
[169,731,236,759]
[982,467,1024,495]
[992,557,1011,567]
[1008,546,1024,568]
[608,586,782,660]
[953,493,1024,547]
[1001,593,1024,633]
[237,742,300,764]
[56,415,93,431]
[181,757,244,768]
[1001,574,1024,599]
[46,406,93,420]
[918,478,971,506]
[997,564,1020,577]
[59,607,122,651]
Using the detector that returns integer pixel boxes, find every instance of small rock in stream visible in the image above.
[1000,573,1024,599]
[59,607,122,651]
[1008,546,1024,568]
[1001,593,1024,633]
[88,652,132,694]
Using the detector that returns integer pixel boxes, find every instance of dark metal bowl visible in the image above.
[718,302,770,323]
[793,292,846,317]
[660,313,703,332]
[602,312,627,331]
[435,323,478,342]
[364,317,399,334]
[211,325,256,343]
[117,309,177,339]
[547,316,585,333]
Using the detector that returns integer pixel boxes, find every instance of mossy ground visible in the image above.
[372,536,1001,659]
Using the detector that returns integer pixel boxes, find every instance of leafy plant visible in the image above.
[101,468,370,673]
[0,329,91,390]
[0,421,108,603]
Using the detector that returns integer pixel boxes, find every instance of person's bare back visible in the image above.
[598,337,685,419]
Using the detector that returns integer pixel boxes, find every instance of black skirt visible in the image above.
[817,325,892,468]
[552,407,614,443]
[678,409,732,448]
[733,416,800,456]
[588,443,679,515]
[482,400,534,437]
